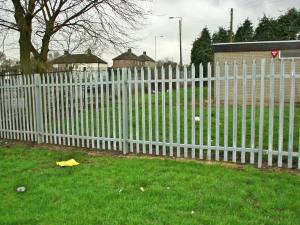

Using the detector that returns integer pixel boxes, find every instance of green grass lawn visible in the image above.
[1,142,300,225]
[53,86,300,154]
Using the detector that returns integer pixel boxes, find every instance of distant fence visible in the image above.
[0,59,299,169]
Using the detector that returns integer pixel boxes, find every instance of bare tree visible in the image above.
[50,27,105,55]
[0,51,19,74]
[0,51,5,61]
[0,0,150,73]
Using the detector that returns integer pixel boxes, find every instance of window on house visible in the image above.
[280,49,300,59]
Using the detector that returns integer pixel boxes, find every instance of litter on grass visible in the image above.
[16,186,26,193]
[56,159,79,167]
[195,116,200,122]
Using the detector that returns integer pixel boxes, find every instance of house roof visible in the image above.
[139,51,155,62]
[113,49,140,61]
[50,52,107,64]
[213,40,300,53]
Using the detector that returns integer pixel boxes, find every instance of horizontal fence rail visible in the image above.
[0,59,299,169]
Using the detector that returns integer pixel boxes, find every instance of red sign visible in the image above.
[271,50,279,58]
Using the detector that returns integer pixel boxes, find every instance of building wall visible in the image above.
[52,63,107,72]
[74,63,107,71]
[214,51,300,104]
[143,61,156,68]
[52,64,66,71]
[112,59,140,68]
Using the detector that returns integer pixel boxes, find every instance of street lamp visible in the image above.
[155,35,164,61]
[169,16,183,67]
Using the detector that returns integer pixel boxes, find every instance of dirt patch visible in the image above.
[1,139,299,174]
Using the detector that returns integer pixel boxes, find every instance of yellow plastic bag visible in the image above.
[56,159,79,167]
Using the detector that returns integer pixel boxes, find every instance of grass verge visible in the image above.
[1,141,300,225]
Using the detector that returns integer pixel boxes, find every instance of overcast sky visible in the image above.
[2,0,300,66]
[113,0,300,66]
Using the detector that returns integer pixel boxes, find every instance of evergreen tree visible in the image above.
[212,27,230,43]
[276,8,300,40]
[235,19,254,42]
[190,28,213,76]
[253,15,278,41]
[295,13,300,38]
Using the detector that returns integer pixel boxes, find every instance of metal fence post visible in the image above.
[122,68,129,154]
[34,73,44,144]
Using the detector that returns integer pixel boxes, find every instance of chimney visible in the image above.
[64,50,69,55]
[143,51,147,55]
[128,48,132,53]
[87,48,92,54]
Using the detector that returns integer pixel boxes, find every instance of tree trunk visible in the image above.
[19,28,50,74]
[19,31,32,74]
[18,11,34,75]
[35,58,48,73]
[36,31,52,73]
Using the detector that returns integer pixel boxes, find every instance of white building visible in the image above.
[50,49,108,72]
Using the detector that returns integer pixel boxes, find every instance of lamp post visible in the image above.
[169,16,183,67]
[155,35,164,61]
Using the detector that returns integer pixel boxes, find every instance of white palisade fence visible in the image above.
[0,59,299,169]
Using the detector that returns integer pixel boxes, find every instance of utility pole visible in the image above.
[230,8,234,42]
[155,35,164,61]
[179,19,183,67]
[155,36,157,61]
[170,16,183,67]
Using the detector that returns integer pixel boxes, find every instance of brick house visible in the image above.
[112,49,155,68]
[50,49,108,72]
[138,51,155,67]
[213,40,300,104]
[112,49,140,68]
